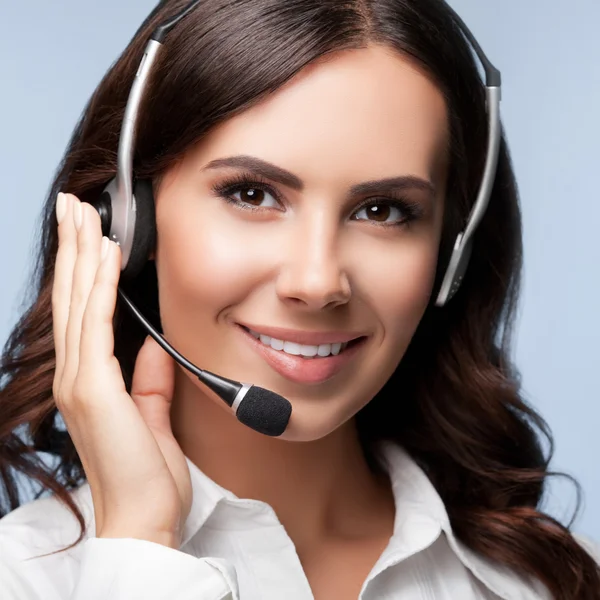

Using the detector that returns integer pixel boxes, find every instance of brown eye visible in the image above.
[363,205,391,222]
[239,188,265,205]
[230,186,279,208]
[353,201,407,225]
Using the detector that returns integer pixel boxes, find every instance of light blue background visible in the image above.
[0,2,598,541]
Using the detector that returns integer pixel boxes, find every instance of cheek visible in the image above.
[384,251,437,330]
[156,206,262,317]
[358,236,440,334]
[293,241,440,440]
[351,239,439,400]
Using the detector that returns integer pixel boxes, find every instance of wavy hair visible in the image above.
[1,0,598,597]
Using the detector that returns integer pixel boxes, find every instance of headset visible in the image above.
[90,0,502,437]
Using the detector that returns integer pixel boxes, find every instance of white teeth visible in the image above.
[283,341,302,355]
[317,344,331,357]
[300,344,318,357]
[250,329,349,358]
[270,337,284,351]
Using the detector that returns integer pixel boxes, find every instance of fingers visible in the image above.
[61,201,104,393]
[130,337,191,519]
[52,193,77,389]
[78,231,123,378]
[52,193,122,403]
[130,337,176,436]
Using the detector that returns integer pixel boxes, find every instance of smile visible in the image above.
[236,324,368,384]
[244,327,357,359]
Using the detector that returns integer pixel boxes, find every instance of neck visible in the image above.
[170,370,394,547]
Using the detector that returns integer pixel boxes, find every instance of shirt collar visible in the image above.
[374,442,549,600]
[180,455,236,548]
[180,441,446,548]
[180,441,546,600]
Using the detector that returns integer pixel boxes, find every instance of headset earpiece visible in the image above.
[126,179,156,279]
[434,232,474,306]
[93,190,113,238]
[93,177,156,281]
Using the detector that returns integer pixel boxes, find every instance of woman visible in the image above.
[0,0,598,598]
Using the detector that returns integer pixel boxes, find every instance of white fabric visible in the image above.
[0,441,596,599]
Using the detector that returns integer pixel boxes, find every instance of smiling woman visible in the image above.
[0,0,598,599]
[151,44,447,442]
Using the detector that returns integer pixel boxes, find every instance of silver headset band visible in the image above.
[112,39,161,253]
[115,1,501,307]
[434,4,502,306]
[111,0,203,269]
[434,85,501,306]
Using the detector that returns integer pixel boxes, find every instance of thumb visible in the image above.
[131,335,193,521]
[130,335,176,437]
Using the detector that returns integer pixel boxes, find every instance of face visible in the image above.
[154,45,448,442]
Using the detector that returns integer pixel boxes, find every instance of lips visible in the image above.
[236,322,366,345]
[236,324,367,384]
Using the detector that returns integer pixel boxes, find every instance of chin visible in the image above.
[273,403,358,443]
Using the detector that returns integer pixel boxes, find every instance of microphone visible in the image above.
[116,288,292,436]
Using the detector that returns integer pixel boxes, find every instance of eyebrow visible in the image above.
[203,155,436,198]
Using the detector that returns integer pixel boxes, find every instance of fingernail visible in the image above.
[101,236,109,260]
[56,193,67,224]
[73,201,83,231]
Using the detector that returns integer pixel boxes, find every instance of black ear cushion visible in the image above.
[121,179,157,281]
[92,191,113,238]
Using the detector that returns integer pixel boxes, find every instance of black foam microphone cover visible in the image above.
[236,387,292,436]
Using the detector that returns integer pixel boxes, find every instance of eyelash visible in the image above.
[210,172,423,228]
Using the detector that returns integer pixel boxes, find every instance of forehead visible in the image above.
[191,45,449,187]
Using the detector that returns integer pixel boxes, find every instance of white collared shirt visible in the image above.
[0,442,597,599]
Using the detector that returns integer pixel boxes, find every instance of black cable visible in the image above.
[117,286,204,379]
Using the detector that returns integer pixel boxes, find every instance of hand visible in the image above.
[51,192,193,549]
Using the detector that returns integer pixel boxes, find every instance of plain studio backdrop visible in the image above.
[0,1,598,542]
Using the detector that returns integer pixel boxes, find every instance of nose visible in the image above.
[275,218,351,311]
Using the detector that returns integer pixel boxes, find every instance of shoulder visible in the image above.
[0,482,94,562]
[0,483,95,598]
[0,485,236,600]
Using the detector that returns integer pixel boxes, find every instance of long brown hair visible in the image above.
[1,0,598,597]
